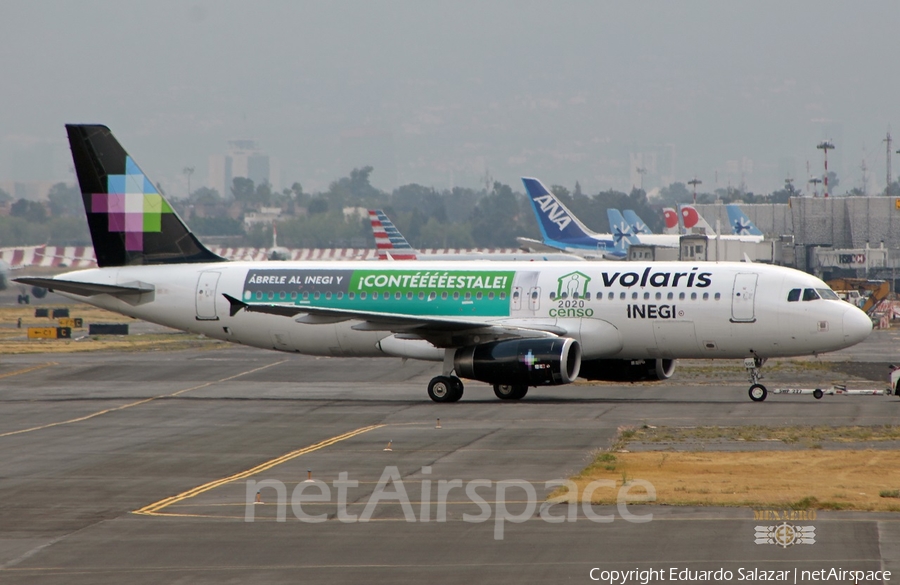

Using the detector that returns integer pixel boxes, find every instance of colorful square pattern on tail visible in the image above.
[90,156,173,251]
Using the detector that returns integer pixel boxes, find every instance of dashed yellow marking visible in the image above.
[0,361,57,380]
[134,424,384,516]
[0,360,288,438]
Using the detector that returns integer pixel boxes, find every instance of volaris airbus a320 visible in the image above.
[17,125,872,403]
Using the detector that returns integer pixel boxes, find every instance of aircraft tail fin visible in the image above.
[622,209,653,235]
[678,204,717,236]
[521,178,597,243]
[662,207,680,234]
[725,204,764,236]
[606,209,640,255]
[65,125,223,267]
[368,209,418,260]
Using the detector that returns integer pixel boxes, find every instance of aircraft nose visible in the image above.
[842,306,873,345]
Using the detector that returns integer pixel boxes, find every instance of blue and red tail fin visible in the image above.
[66,124,223,267]
[368,209,418,260]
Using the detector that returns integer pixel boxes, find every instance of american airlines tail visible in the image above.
[621,210,653,235]
[368,209,418,260]
[65,125,224,267]
[678,204,717,236]
[725,204,764,236]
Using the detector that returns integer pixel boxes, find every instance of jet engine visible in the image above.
[454,338,581,386]
[578,358,676,382]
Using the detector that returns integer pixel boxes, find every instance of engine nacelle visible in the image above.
[579,358,676,382]
[454,338,581,386]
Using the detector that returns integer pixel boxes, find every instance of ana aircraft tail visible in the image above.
[66,125,223,267]
[725,204,764,236]
[678,204,717,236]
[368,209,418,260]
[622,210,653,235]
[521,178,599,243]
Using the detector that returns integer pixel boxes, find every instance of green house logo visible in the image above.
[556,271,591,297]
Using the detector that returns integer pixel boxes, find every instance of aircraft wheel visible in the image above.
[428,376,458,403]
[448,377,464,402]
[813,389,824,400]
[749,384,767,402]
[494,384,528,400]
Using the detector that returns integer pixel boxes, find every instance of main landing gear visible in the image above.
[427,376,464,403]
[493,384,528,400]
[745,356,768,402]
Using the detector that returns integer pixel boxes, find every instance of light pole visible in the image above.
[817,141,834,197]
[688,178,702,204]
[808,177,822,197]
[183,166,195,199]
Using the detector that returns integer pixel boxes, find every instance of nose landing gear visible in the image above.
[745,356,768,402]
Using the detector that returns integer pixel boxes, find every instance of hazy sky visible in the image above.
[3,1,899,196]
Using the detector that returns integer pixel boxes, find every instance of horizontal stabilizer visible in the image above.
[13,277,154,297]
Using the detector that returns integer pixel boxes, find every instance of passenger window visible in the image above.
[550,292,556,300]
[620,292,626,300]
[679,292,685,300]
[326,292,332,300]
[584,292,591,300]
[268,292,274,301]
[349,292,355,300]
[407,292,413,300]
[787,289,800,302]
[279,292,286,300]
[499,292,506,300]
[441,292,448,300]
[395,292,401,300]
[531,291,538,299]
[418,292,425,300]
[714,292,720,300]
[488,292,495,300]
[476,292,483,300]
[667,292,673,300]
[429,292,436,300]
[609,292,614,300]
[453,292,460,300]
[465,292,472,300]
[702,292,709,300]
[802,288,820,301]
[560,292,568,299]
[643,292,650,300]
[370,292,377,300]
[256,291,263,300]
[337,292,344,300]
[691,292,697,300]
[655,292,662,300]
[314,292,320,300]
[360,292,367,300]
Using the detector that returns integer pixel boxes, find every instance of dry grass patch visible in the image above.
[622,424,900,445]
[571,449,900,512]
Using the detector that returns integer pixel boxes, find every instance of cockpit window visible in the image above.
[787,288,801,302]
[816,288,840,301]
[802,288,820,301]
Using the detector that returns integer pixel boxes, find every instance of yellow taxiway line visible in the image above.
[134,424,384,516]
[0,361,57,381]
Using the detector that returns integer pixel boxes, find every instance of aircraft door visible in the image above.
[509,271,541,316]
[512,286,523,311]
[731,273,758,323]
[196,271,220,320]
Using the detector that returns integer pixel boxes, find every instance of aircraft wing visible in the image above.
[223,293,562,347]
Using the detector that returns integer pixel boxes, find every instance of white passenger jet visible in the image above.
[16,126,873,403]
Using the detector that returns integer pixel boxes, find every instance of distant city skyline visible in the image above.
[2,1,898,197]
